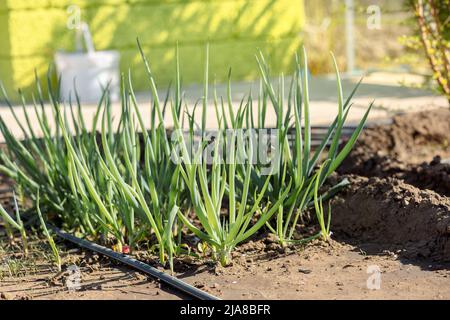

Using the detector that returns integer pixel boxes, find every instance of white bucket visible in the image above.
[55,23,120,103]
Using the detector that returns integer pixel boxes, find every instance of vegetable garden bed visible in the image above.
[2,109,449,299]
[0,44,449,300]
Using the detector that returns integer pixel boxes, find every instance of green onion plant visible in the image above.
[36,190,61,271]
[254,49,372,246]
[0,194,28,255]
[0,41,372,269]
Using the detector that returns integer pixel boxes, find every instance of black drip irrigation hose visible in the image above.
[51,227,220,301]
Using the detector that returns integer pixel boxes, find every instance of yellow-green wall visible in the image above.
[0,0,304,101]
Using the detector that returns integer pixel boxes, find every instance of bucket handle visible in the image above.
[75,22,95,54]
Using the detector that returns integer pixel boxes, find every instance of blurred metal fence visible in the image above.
[303,0,418,75]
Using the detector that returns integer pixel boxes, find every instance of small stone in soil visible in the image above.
[266,243,279,251]
[134,273,147,281]
[298,268,312,274]
[1,292,13,300]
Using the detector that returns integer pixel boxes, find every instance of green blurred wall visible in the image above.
[0,0,304,101]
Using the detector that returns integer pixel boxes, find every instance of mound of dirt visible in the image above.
[399,156,450,197]
[345,155,450,198]
[339,108,450,177]
[331,175,450,261]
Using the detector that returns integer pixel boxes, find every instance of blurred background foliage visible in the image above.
[404,0,449,103]
[304,0,419,74]
[0,0,448,103]
[0,0,304,100]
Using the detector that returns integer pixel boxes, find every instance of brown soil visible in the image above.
[1,238,449,300]
[339,108,450,177]
[399,157,450,197]
[2,108,450,300]
[0,241,183,300]
[340,156,450,198]
[331,175,450,261]
[332,108,450,264]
